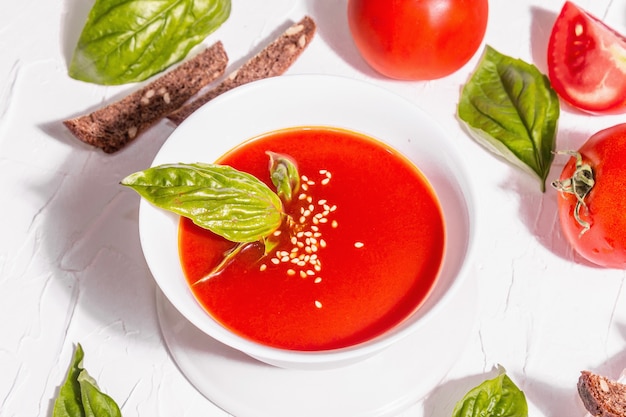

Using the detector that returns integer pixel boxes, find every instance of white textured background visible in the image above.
[1,0,626,416]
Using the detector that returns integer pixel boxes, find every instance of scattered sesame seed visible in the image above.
[300,271,307,278]
[315,300,323,308]
[301,175,309,182]
[301,183,309,191]
[354,242,365,248]
[331,220,338,228]
[318,199,327,205]
[321,178,330,185]
[319,239,327,248]
[314,277,322,283]
[260,264,267,271]
[299,193,307,200]
[319,169,327,175]
[287,269,296,276]
[273,230,282,236]
[271,258,280,265]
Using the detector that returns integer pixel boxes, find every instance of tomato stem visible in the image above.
[551,151,595,236]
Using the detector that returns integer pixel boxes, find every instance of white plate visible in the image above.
[156,273,476,417]
[144,74,478,415]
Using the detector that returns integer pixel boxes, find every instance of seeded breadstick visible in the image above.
[167,16,317,126]
[64,42,228,153]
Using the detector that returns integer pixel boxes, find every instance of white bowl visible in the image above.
[138,74,477,369]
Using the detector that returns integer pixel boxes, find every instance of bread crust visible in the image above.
[64,42,228,153]
[578,370,626,417]
[167,16,317,125]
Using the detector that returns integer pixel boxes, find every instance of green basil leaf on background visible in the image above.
[69,0,231,85]
[53,344,122,417]
[267,151,300,203]
[452,369,528,417]
[458,45,559,192]
[121,163,284,243]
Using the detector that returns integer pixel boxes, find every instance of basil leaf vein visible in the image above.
[121,163,284,243]
[69,0,231,85]
[458,45,559,192]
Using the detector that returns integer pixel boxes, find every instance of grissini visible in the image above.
[578,370,626,417]
[64,42,228,153]
[167,16,317,126]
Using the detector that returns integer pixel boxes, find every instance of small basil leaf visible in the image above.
[53,344,122,417]
[267,151,300,203]
[458,45,559,192]
[69,0,231,85]
[53,344,85,417]
[121,163,284,243]
[452,369,528,417]
[78,371,122,417]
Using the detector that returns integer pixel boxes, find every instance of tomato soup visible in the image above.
[178,127,445,351]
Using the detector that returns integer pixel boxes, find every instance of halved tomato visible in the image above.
[547,1,626,113]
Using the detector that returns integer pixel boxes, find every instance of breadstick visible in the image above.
[167,16,317,126]
[64,41,228,153]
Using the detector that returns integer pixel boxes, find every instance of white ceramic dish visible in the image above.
[139,74,477,369]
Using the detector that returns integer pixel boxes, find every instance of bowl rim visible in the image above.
[138,74,478,366]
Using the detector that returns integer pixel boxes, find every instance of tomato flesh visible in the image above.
[548,1,626,113]
[347,0,488,80]
[556,124,626,268]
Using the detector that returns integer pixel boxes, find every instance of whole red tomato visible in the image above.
[553,124,626,268]
[548,1,626,113]
[347,0,488,80]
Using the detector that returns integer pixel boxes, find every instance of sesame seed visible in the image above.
[273,230,282,236]
[260,264,267,271]
[300,271,307,278]
[315,300,322,308]
[271,258,280,265]
[306,270,315,276]
[298,193,307,200]
[331,220,338,228]
[301,183,309,191]
[318,199,327,205]
[301,175,309,182]
[321,178,330,185]
[319,169,327,175]
[354,242,365,248]
[314,277,322,283]
[281,256,290,262]
[291,236,298,245]
[299,216,306,223]
[287,269,296,276]
[319,239,327,248]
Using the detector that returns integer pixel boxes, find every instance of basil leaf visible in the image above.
[267,151,300,203]
[53,344,122,417]
[78,371,122,417]
[53,344,85,417]
[69,0,231,85]
[458,45,559,192]
[121,163,284,243]
[452,370,528,417]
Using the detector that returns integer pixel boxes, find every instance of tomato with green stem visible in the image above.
[547,1,626,113]
[553,124,626,268]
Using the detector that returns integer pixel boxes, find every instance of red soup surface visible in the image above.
[178,127,445,351]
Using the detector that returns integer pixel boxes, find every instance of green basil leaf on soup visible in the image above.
[458,45,559,192]
[69,0,231,85]
[267,151,300,203]
[121,163,284,243]
[452,369,528,417]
